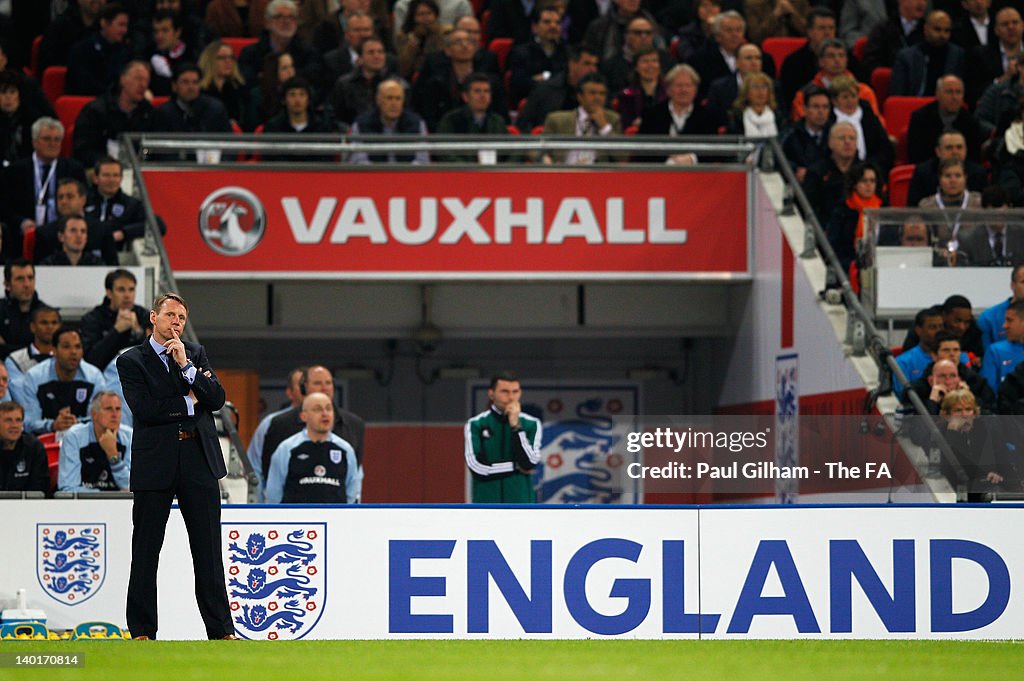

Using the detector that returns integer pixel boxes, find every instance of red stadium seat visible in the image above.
[61,123,74,158]
[488,38,513,72]
[506,124,520,135]
[22,225,36,262]
[41,66,67,107]
[30,35,42,78]
[870,67,892,107]
[625,124,639,135]
[883,96,933,164]
[852,36,868,62]
[150,96,169,108]
[531,124,544,135]
[470,0,485,18]
[39,432,58,494]
[222,37,257,57]
[669,36,680,62]
[761,37,806,69]
[55,95,94,131]
[481,9,490,44]
[888,164,915,208]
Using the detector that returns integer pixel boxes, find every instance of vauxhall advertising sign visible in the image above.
[141,169,750,278]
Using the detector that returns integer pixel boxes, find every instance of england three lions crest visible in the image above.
[224,523,327,640]
[36,524,106,606]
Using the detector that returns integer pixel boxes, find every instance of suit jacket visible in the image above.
[508,39,569,107]
[862,14,924,77]
[952,13,996,52]
[541,108,622,163]
[3,156,85,259]
[958,225,1024,267]
[967,41,1012,105]
[889,43,966,97]
[906,101,984,165]
[906,156,989,207]
[690,43,777,100]
[638,100,718,136]
[116,339,227,490]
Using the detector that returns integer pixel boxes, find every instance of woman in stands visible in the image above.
[939,389,1019,501]
[614,47,666,130]
[725,72,785,137]
[918,157,981,247]
[198,40,246,124]
[825,161,884,275]
[0,71,47,166]
[395,0,448,80]
[827,74,892,175]
[244,50,296,130]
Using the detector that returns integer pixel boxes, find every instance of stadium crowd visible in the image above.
[0,0,1024,499]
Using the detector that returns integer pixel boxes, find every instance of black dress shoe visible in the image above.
[220,634,240,640]
[132,635,151,640]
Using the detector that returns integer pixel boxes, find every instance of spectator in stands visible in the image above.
[80,269,150,370]
[5,305,59,393]
[0,260,48,360]
[979,263,1024,351]
[995,96,1024,204]
[779,8,837,105]
[675,0,720,66]
[39,0,106,72]
[34,178,117,266]
[238,0,324,100]
[906,131,989,207]
[264,391,361,504]
[66,3,133,97]
[158,62,233,153]
[958,185,1023,266]
[839,0,884,51]
[917,158,982,246]
[614,47,665,129]
[489,0,544,45]
[298,0,345,53]
[73,61,163,169]
[57,391,132,493]
[0,71,48,168]
[322,12,381,90]
[902,295,984,361]
[892,217,931,247]
[395,0,448,80]
[599,16,669,96]
[38,216,104,267]
[19,326,104,434]
[437,73,510,162]
[825,161,883,273]
[244,50,293,129]
[412,28,505,132]
[725,72,784,137]
[745,0,809,45]
[84,157,149,252]
[517,45,599,133]
[260,364,365,492]
[199,41,247,124]
[708,43,766,128]
[894,305,945,399]
[350,78,430,164]
[638,64,716,165]
[690,11,748,101]
[968,7,1023,106]
[0,364,9,401]
[328,37,395,128]
[418,17,501,83]
[906,333,995,411]
[803,124,866,230]
[206,0,269,38]
[890,11,966,98]
[915,357,971,411]
[827,75,893,174]
[541,72,621,164]
[975,54,1023,139]
[153,0,216,55]
[997,347,1024,414]
[938,389,1018,496]
[861,0,926,78]
[952,0,995,52]
[0,40,54,122]
[791,38,880,123]
[4,118,86,261]
[145,10,197,97]
[782,84,831,183]
[583,0,661,64]
[980,298,1024,392]
[247,366,305,497]
[0,401,48,493]
[263,75,333,134]
[508,5,570,108]
[394,0,471,36]
[907,75,983,165]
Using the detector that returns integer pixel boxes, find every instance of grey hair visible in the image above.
[712,10,745,36]
[31,116,64,141]
[265,0,298,20]
[89,390,121,415]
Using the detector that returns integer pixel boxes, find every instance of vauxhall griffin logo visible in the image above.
[198,187,266,256]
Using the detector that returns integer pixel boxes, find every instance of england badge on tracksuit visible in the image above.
[37,524,107,605]
[223,523,327,640]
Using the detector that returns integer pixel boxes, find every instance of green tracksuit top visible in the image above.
[464,406,543,503]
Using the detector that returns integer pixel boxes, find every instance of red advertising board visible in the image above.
[142,168,749,279]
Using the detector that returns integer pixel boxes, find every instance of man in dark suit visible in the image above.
[3,118,86,261]
[706,43,764,128]
[959,186,1024,266]
[906,75,984,164]
[951,0,995,52]
[967,7,1023,104]
[117,292,235,641]
[779,7,837,104]
[517,46,600,132]
[508,6,569,107]
[861,0,926,77]
[906,131,988,206]
[690,10,776,100]
[638,64,717,163]
[890,10,966,97]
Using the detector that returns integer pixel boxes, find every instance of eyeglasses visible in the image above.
[271,13,297,21]
[37,135,62,143]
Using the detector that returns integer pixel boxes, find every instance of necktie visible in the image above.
[100,199,109,221]
[994,231,1004,260]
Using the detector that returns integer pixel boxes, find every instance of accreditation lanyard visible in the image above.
[34,158,57,225]
[935,190,970,243]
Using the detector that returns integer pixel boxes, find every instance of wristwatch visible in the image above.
[180,361,194,373]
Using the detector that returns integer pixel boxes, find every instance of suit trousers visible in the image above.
[126,437,233,639]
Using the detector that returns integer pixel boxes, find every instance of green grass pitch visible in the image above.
[3,640,1021,681]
